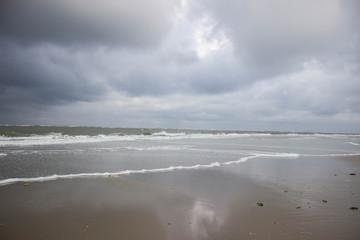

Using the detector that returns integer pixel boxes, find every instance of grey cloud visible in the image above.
[187,55,241,94]
[246,68,360,120]
[85,45,242,97]
[0,42,107,108]
[0,0,359,132]
[0,0,181,114]
[0,38,239,117]
[161,48,199,65]
[198,0,352,77]
[0,0,178,47]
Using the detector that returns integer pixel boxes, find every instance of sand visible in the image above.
[1,155,359,240]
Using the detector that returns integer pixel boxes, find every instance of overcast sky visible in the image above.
[1,0,359,132]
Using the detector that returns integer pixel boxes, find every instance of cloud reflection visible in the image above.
[189,200,224,238]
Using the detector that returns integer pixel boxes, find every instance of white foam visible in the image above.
[301,153,360,157]
[2,130,358,147]
[0,132,274,147]
[258,152,300,159]
[0,153,7,157]
[0,162,222,186]
[222,152,299,165]
[347,142,360,146]
[223,155,259,165]
[0,152,303,186]
[152,131,186,137]
[0,134,136,147]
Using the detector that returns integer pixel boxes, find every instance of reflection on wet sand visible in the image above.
[189,200,224,239]
[1,158,360,240]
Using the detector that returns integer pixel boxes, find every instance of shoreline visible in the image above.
[1,156,359,239]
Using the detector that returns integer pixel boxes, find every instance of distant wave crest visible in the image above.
[0,131,334,147]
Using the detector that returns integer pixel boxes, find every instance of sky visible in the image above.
[0,0,359,133]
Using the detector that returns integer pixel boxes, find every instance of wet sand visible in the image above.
[1,156,359,240]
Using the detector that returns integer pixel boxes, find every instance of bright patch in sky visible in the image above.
[194,16,230,58]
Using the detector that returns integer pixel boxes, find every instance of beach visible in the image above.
[1,156,359,239]
[0,127,360,239]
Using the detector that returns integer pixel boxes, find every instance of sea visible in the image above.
[1,125,360,186]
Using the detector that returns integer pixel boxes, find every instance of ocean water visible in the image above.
[0,125,359,186]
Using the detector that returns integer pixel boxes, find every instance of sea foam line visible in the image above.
[0,162,221,186]
[0,153,301,186]
[301,153,360,157]
[0,131,301,147]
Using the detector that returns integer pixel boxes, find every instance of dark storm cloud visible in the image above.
[0,0,177,47]
[0,41,107,106]
[0,0,179,117]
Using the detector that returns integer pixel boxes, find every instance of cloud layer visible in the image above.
[0,0,359,132]
[1,0,176,47]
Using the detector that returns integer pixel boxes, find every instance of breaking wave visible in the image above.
[0,133,267,147]
[1,128,359,147]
